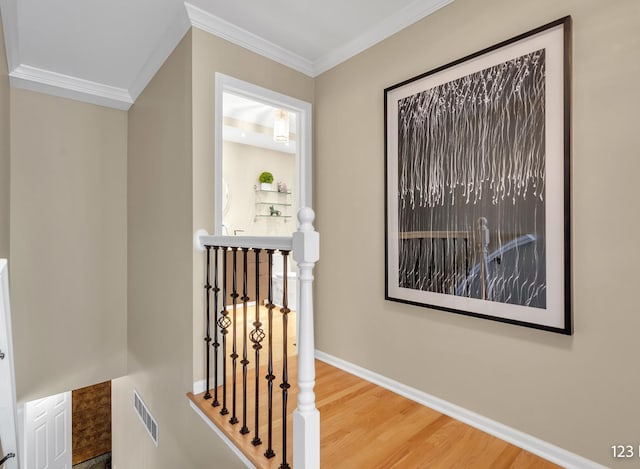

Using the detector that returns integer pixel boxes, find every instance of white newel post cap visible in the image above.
[293,207,319,264]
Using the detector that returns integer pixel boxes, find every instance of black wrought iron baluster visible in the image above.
[204,246,212,400]
[279,250,291,469]
[230,247,239,425]
[264,249,276,459]
[240,248,250,435]
[250,248,264,446]
[212,246,221,407]
[218,248,230,415]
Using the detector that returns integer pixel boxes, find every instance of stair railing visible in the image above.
[196,207,320,469]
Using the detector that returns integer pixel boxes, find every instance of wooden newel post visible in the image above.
[292,207,320,469]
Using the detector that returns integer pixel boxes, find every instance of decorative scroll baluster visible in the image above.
[230,248,239,425]
[212,246,221,407]
[250,248,264,447]
[203,246,212,400]
[279,250,291,469]
[264,249,276,459]
[240,248,250,435]
[218,248,230,416]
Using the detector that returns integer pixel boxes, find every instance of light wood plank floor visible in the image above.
[189,306,559,468]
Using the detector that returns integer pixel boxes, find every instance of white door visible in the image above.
[24,392,72,469]
[0,259,20,469]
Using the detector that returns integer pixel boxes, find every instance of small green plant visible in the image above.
[259,171,274,184]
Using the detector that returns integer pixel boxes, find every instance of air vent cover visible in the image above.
[134,390,159,446]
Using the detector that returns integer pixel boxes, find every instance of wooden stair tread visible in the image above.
[189,354,296,469]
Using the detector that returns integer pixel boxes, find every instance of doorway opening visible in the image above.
[214,73,312,239]
[21,381,112,469]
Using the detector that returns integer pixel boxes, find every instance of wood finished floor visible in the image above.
[189,306,559,468]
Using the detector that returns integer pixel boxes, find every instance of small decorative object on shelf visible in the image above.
[269,205,282,216]
[277,181,288,193]
[255,184,292,221]
[259,171,274,191]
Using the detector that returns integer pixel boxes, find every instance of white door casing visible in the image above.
[24,392,72,469]
[0,259,20,469]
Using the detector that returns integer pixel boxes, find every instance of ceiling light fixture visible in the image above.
[273,109,290,143]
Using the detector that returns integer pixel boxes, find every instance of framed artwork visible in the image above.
[384,17,572,334]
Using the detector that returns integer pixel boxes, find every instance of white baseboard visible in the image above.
[193,379,206,395]
[189,401,255,468]
[314,350,606,469]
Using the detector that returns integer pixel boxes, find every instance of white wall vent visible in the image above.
[133,390,159,446]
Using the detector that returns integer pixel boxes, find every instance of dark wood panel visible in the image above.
[72,381,111,465]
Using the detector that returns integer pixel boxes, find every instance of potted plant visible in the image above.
[259,171,274,191]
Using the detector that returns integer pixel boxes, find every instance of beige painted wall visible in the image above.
[191,26,314,382]
[114,31,246,468]
[9,88,127,402]
[314,0,640,465]
[0,17,10,259]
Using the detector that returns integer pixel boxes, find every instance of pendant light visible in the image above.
[273,109,289,143]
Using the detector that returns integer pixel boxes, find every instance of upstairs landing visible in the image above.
[188,356,559,468]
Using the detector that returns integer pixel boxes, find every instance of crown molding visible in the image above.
[128,8,192,101]
[0,0,19,70]
[185,2,315,77]
[9,65,133,110]
[185,0,453,78]
[313,0,455,75]
[2,0,453,107]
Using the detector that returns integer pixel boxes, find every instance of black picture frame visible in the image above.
[384,17,572,334]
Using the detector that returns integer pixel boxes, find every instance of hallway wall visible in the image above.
[314,0,640,465]
[114,30,236,469]
[10,88,127,402]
